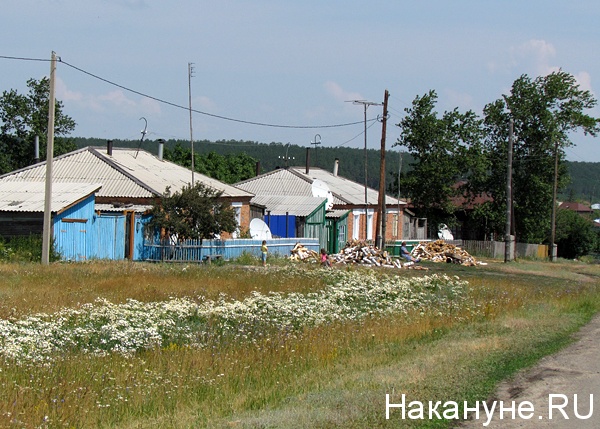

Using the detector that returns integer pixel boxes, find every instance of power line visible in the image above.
[0,55,50,62]
[2,54,369,130]
[56,58,367,130]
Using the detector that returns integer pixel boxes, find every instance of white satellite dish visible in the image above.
[311,179,334,210]
[249,218,272,240]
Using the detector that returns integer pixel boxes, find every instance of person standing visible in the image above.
[261,240,268,267]
[320,248,332,268]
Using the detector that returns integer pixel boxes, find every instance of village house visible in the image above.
[0,141,255,260]
[236,159,422,253]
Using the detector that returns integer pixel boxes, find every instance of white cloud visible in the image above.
[488,39,558,77]
[56,77,161,117]
[574,71,594,93]
[55,77,83,102]
[510,39,559,76]
[324,81,363,103]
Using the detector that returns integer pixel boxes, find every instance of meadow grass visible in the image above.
[0,259,597,428]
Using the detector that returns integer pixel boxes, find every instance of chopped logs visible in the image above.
[411,240,480,266]
[289,242,320,262]
[289,240,428,269]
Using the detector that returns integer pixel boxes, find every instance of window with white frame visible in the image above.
[232,202,242,238]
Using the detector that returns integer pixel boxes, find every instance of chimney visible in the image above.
[255,160,261,176]
[34,136,40,164]
[305,147,311,174]
[157,139,165,160]
[107,140,113,156]
[333,158,339,176]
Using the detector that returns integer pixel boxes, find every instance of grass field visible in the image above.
[0,258,598,428]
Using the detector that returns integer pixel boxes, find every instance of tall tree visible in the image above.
[394,90,485,234]
[0,77,77,174]
[482,71,600,243]
[146,182,237,243]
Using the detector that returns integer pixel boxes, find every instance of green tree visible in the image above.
[146,182,237,243]
[164,143,257,184]
[0,77,77,174]
[394,90,486,234]
[555,209,597,258]
[482,71,599,243]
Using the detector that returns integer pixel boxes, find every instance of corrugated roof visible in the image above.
[289,167,404,206]
[251,195,326,216]
[100,148,253,198]
[0,182,101,213]
[94,203,153,213]
[0,147,253,199]
[236,167,404,206]
[236,169,313,197]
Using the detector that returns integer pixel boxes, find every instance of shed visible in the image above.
[0,182,101,261]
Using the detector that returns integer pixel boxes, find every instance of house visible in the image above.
[0,182,101,261]
[0,142,255,260]
[559,202,593,215]
[251,195,328,249]
[236,159,415,253]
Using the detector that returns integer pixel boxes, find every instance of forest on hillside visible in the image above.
[73,137,600,203]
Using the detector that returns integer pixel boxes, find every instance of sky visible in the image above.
[1,0,599,162]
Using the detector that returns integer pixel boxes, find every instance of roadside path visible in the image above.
[457,314,600,428]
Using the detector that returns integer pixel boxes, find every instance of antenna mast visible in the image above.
[188,62,195,186]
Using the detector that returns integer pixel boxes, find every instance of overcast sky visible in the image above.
[2,1,599,161]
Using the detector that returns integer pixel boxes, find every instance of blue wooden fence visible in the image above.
[143,238,320,263]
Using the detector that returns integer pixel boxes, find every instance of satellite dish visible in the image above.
[250,218,272,240]
[311,179,334,210]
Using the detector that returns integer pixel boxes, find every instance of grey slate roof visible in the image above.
[0,147,253,200]
[251,195,326,216]
[0,182,101,213]
[236,167,404,206]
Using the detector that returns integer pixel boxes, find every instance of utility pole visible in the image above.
[549,134,559,261]
[311,134,321,166]
[349,99,382,241]
[188,62,195,186]
[504,119,514,263]
[42,51,57,265]
[375,89,389,249]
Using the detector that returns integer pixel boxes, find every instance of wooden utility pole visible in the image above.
[549,135,559,261]
[375,89,389,249]
[504,119,514,263]
[42,51,57,265]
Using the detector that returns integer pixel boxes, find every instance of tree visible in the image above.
[482,71,600,243]
[394,90,486,234]
[555,209,597,259]
[0,77,77,174]
[163,143,257,184]
[146,182,237,243]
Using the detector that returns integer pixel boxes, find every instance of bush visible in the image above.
[0,235,60,263]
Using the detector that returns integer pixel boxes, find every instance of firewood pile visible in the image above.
[331,240,428,270]
[289,240,429,270]
[289,242,319,262]
[411,240,478,266]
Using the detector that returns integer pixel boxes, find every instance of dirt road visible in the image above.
[457,314,600,428]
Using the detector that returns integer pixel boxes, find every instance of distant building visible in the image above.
[559,202,593,215]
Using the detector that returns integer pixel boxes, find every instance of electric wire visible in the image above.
[58,59,369,130]
[1,54,373,130]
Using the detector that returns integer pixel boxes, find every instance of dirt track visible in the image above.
[457,314,600,428]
